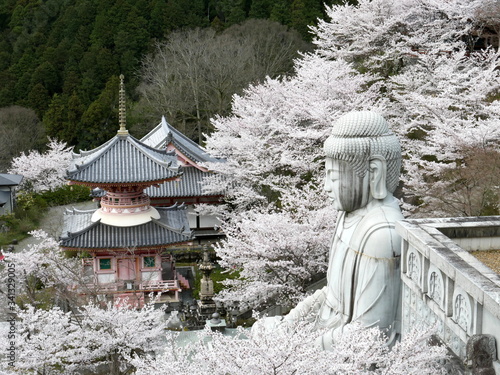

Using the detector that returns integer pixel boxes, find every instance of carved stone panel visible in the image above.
[427,265,445,310]
[452,287,473,335]
[407,248,421,286]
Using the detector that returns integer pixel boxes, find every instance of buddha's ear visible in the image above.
[369,155,387,200]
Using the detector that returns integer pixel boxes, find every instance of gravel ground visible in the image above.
[470,250,500,275]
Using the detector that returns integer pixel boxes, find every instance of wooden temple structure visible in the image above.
[60,76,193,306]
[141,116,225,243]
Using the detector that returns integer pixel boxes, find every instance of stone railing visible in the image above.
[396,216,500,372]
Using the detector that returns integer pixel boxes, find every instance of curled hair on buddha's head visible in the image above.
[324,111,401,193]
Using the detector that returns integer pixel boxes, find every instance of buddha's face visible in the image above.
[324,157,371,212]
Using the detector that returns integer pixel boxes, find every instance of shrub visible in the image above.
[39,185,91,206]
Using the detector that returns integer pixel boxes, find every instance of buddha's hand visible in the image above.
[284,287,326,324]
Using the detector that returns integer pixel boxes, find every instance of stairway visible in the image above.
[176,272,190,289]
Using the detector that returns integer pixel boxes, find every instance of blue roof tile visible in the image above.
[67,135,180,185]
[60,205,192,250]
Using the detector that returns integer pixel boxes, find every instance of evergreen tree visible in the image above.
[249,0,272,18]
[269,0,291,25]
[26,83,50,119]
[79,75,120,149]
[290,0,322,40]
[0,0,352,169]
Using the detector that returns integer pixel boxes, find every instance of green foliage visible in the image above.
[16,283,56,311]
[192,264,240,299]
[250,0,272,19]
[0,105,45,172]
[290,0,322,40]
[0,185,91,246]
[0,213,25,245]
[39,185,91,207]
[480,190,499,216]
[0,0,341,154]
[26,83,50,118]
[79,75,120,149]
[0,193,46,246]
[269,0,291,24]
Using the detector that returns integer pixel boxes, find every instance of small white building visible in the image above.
[0,173,23,216]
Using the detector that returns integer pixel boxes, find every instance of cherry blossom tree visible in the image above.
[203,55,381,309]
[0,230,92,310]
[312,0,479,74]
[0,301,167,375]
[312,0,500,216]
[132,317,448,375]
[8,138,73,193]
[387,48,500,216]
[214,187,333,309]
[0,230,171,375]
[203,0,500,311]
[204,55,381,211]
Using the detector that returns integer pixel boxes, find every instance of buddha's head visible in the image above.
[323,111,401,212]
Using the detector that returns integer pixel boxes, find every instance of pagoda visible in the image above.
[60,76,192,306]
[141,117,225,243]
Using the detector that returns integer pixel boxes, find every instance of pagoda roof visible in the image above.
[67,134,181,186]
[145,166,224,198]
[141,117,222,165]
[60,204,192,250]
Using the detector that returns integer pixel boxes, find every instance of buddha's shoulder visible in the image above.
[357,199,403,228]
[369,203,404,223]
[350,201,403,257]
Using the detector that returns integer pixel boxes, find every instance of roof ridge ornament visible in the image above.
[162,116,173,144]
[117,74,129,136]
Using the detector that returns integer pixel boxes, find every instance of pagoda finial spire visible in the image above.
[117,74,129,136]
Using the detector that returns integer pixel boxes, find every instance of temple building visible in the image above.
[60,76,193,306]
[141,116,225,243]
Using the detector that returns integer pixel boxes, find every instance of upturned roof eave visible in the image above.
[170,133,222,164]
[67,134,180,184]
[60,205,193,250]
[60,225,192,250]
[141,117,224,164]
[61,241,192,252]
[66,174,181,188]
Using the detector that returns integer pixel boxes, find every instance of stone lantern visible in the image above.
[197,247,217,319]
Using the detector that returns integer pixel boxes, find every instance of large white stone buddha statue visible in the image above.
[280,111,404,349]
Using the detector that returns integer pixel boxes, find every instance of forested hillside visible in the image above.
[0,0,349,170]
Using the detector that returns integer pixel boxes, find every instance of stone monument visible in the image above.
[282,111,404,349]
[197,248,217,319]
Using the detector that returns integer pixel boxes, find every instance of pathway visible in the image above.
[15,200,96,251]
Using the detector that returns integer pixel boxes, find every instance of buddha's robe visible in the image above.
[314,196,403,349]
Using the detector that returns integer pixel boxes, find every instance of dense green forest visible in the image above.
[0,0,352,171]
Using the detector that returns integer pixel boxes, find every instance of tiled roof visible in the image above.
[0,174,23,186]
[60,205,192,250]
[67,134,180,185]
[145,166,223,198]
[141,117,222,164]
